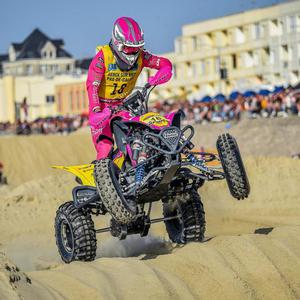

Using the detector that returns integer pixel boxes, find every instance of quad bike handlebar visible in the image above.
[110,84,155,116]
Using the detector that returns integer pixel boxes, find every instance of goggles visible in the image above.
[117,42,144,54]
[122,45,143,54]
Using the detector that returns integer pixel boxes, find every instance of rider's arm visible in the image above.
[86,50,105,113]
[142,51,173,86]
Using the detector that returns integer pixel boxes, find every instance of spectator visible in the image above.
[0,84,300,135]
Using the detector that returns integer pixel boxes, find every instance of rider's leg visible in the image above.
[90,113,114,160]
[95,137,113,159]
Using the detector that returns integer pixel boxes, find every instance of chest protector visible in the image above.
[96,45,143,100]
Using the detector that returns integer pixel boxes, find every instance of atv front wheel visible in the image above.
[94,159,136,224]
[216,133,250,200]
[55,202,97,263]
[163,190,206,244]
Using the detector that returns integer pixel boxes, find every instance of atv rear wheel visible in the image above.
[216,133,250,200]
[163,190,206,244]
[94,159,136,224]
[55,202,97,263]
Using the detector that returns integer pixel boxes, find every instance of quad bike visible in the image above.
[53,84,250,263]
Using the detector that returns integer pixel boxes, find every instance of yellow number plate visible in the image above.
[140,112,169,127]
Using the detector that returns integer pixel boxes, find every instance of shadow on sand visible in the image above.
[96,234,217,261]
[254,227,274,235]
[96,235,174,260]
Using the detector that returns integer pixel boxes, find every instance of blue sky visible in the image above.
[1,0,286,58]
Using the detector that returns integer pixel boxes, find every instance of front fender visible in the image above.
[164,109,185,128]
[52,164,96,187]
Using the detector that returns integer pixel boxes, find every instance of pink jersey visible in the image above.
[86,47,172,113]
[86,45,172,159]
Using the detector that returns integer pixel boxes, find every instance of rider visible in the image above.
[86,17,173,159]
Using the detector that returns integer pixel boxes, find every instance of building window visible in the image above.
[289,15,297,32]
[270,49,275,65]
[232,54,237,69]
[40,65,46,74]
[253,23,261,40]
[200,33,213,48]
[192,62,197,77]
[201,60,206,75]
[56,65,61,74]
[281,45,289,61]
[17,66,23,75]
[222,30,228,46]
[192,36,197,51]
[26,65,33,75]
[181,39,188,53]
[175,39,182,54]
[235,27,245,44]
[253,51,259,66]
[290,46,295,62]
[46,95,55,103]
[215,57,220,74]
[243,51,254,68]
[186,62,192,77]
[270,19,279,36]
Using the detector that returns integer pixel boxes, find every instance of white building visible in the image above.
[0,29,88,122]
[154,0,300,101]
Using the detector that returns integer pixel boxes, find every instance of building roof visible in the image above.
[0,54,9,74]
[0,54,8,62]
[12,28,72,60]
[75,58,92,70]
[11,43,23,51]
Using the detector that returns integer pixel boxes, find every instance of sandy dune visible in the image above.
[0,118,300,299]
[2,225,299,300]
[193,116,300,157]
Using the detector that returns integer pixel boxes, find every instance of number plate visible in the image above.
[140,112,169,127]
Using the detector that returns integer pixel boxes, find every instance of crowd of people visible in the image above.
[152,84,300,125]
[0,115,89,135]
[0,84,299,136]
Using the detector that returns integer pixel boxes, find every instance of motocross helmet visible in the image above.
[111,17,145,70]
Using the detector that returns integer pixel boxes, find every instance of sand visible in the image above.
[0,117,300,299]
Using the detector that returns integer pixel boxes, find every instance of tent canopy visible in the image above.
[200,95,212,103]
[258,89,271,96]
[243,90,256,97]
[213,93,226,102]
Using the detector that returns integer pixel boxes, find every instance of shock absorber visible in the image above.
[132,138,143,161]
[135,148,147,185]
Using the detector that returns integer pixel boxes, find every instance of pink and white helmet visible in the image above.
[111,17,145,69]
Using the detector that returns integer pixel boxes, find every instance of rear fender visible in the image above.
[52,164,96,187]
